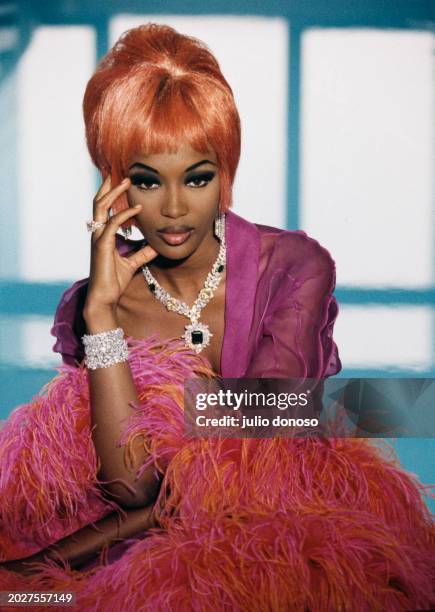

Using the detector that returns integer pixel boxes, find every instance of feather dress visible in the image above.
[0,211,434,610]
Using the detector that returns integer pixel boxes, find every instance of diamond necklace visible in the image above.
[141,226,226,354]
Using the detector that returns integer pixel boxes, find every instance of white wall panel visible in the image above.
[17,26,96,281]
[21,316,60,367]
[0,315,59,367]
[301,29,434,288]
[334,305,432,370]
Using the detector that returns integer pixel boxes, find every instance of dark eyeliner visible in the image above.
[130,174,160,188]
[186,171,216,184]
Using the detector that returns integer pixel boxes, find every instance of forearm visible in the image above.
[84,305,159,508]
[31,505,157,570]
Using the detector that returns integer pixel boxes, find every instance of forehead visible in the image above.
[127,141,217,171]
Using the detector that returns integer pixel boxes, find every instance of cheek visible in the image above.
[192,179,221,208]
[126,191,156,225]
[126,189,139,206]
[191,193,220,224]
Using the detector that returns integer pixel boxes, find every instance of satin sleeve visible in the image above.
[244,234,342,379]
[50,278,89,367]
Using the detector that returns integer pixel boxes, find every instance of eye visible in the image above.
[130,174,160,191]
[186,171,216,188]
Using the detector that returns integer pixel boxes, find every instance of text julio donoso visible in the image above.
[194,389,319,429]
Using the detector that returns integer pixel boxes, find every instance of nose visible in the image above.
[160,184,188,218]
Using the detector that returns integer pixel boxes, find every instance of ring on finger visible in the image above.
[86,220,107,233]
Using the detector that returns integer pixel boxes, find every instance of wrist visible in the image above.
[83,304,119,334]
[82,327,129,370]
[30,544,85,571]
[29,548,57,564]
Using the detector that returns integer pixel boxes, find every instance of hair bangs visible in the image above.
[117,80,212,176]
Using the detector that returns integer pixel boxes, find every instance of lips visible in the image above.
[157,229,193,246]
[158,225,193,233]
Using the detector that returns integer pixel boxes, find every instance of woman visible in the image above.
[0,23,434,611]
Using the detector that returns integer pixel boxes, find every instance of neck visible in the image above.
[146,231,222,300]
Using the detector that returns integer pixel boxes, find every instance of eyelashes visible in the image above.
[130,171,216,191]
[187,171,216,187]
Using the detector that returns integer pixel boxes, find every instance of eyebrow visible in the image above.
[128,159,217,173]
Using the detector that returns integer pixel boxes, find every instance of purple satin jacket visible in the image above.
[50,210,342,379]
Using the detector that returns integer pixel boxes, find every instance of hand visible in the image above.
[84,175,159,317]
[0,555,43,577]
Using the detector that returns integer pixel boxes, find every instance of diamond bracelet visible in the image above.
[82,327,129,370]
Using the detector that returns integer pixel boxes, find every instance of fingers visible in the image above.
[126,244,159,271]
[91,176,131,241]
[95,205,142,248]
[94,174,112,203]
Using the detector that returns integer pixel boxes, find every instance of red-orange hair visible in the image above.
[83,23,241,220]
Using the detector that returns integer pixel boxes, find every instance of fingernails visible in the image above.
[121,178,130,184]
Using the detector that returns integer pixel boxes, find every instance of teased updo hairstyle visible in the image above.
[83,23,241,223]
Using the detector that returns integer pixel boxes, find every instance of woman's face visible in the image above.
[125,142,221,260]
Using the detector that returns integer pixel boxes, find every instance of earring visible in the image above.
[214,212,226,242]
[121,225,132,239]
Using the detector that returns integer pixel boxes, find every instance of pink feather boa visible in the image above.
[0,337,434,611]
